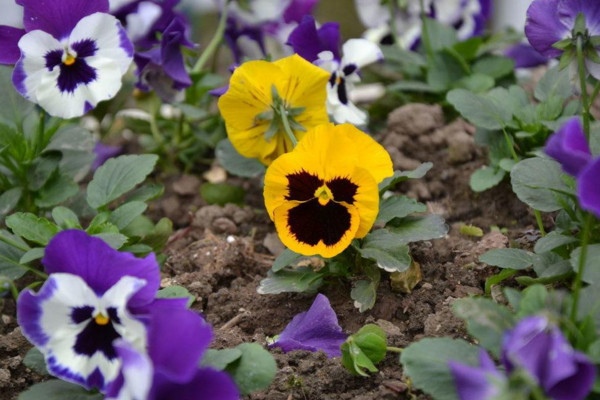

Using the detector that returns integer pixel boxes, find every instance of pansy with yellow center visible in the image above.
[264,123,393,258]
[218,54,330,165]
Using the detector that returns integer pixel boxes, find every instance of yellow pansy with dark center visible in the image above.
[264,123,393,258]
[218,54,330,165]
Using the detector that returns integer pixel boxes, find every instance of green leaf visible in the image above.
[93,233,128,249]
[571,244,600,284]
[400,338,480,400]
[453,73,495,93]
[387,80,438,93]
[125,183,164,203]
[378,163,433,193]
[534,65,572,101]
[257,267,323,294]
[34,173,79,208]
[341,324,387,376]
[469,166,505,192]
[427,51,467,92]
[5,213,58,246]
[387,215,449,244]
[272,248,304,272]
[45,125,95,153]
[358,230,411,273]
[20,248,45,264]
[534,231,577,253]
[479,248,535,270]
[28,154,60,191]
[156,286,195,307]
[516,285,548,317]
[18,380,103,400]
[141,217,173,253]
[200,182,245,206]
[0,229,28,280]
[447,89,512,130]
[351,278,379,312]
[87,154,158,209]
[452,297,514,356]
[200,348,243,371]
[225,343,276,396]
[215,139,265,178]
[472,56,515,79]
[109,201,148,230]
[424,18,457,51]
[51,206,81,230]
[376,196,426,225]
[0,66,35,129]
[0,187,22,218]
[23,348,48,376]
[510,157,572,212]
[532,251,572,278]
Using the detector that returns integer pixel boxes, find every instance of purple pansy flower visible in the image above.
[0,0,25,65]
[11,0,133,119]
[17,230,160,391]
[525,0,600,79]
[134,16,195,102]
[288,15,382,125]
[270,294,347,358]
[355,0,491,49]
[502,316,596,400]
[106,299,239,400]
[92,142,123,171]
[545,117,592,176]
[504,43,548,69]
[224,18,267,64]
[448,349,505,400]
[578,158,600,218]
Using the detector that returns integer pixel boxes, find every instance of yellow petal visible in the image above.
[351,167,380,238]
[273,199,360,258]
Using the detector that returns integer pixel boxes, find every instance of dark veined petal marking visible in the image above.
[45,49,63,71]
[71,306,94,324]
[337,77,348,105]
[73,318,121,360]
[287,198,352,246]
[71,39,98,58]
[286,170,323,201]
[342,64,357,76]
[57,59,97,93]
[327,177,358,204]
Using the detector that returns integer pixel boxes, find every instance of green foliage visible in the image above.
[479,248,535,270]
[18,380,102,400]
[341,324,387,376]
[156,286,195,307]
[215,138,265,178]
[23,348,48,376]
[200,182,245,205]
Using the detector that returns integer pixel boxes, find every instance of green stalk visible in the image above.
[534,209,546,237]
[387,346,403,353]
[192,2,229,74]
[590,81,600,105]
[419,0,434,61]
[278,104,298,147]
[503,128,519,162]
[576,35,591,140]
[570,213,593,322]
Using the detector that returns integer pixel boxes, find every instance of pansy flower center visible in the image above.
[94,313,110,325]
[314,185,333,206]
[63,53,77,66]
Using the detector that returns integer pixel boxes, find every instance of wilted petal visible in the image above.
[271,294,346,357]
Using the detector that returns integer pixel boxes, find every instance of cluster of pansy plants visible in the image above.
[16,230,276,399]
[216,42,447,311]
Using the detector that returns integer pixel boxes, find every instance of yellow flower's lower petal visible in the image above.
[351,167,380,238]
[273,199,360,258]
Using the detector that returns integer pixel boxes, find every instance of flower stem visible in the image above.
[387,346,403,353]
[576,35,591,140]
[278,104,298,148]
[419,0,434,61]
[534,209,546,237]
[192,1,229,74]
[503,128,519,162]
[570,213,594,323]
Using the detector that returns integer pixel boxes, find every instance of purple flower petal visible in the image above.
[42,230,160,308]
[160,17,194,89]
[504,43,548,69]
[558,0,600,37]
[525,0,570,59]
[287,15,340,63]
[448,349,503,400]
[545,117,592,176]
[92,142,123,171]
[283,0,319,24]
[502,316,550,377]
[145,299,213,383]
[17,0,109,40]
[0,26,25,65]
[578,158,600,218]
[151,367,239,400]
[271,294,347,358]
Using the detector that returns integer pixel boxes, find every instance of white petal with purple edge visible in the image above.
[110,340,153,400]
[341,39,382,70]
[126,2,162,43]
[0,0,24,29]
[31,273,147,390]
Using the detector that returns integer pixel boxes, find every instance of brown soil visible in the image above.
[0,103,541,400]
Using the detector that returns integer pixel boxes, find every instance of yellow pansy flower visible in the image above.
[264,123,393,258]
[218,54,330,165]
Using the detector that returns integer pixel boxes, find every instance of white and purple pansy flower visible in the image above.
[11,0,133,119]
[288,15,383,125]
[0,0,25,65]
[17,230,160,391]
[106,299,239,400]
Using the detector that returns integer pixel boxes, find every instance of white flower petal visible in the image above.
[126,2,162,43]
[341,39,383,70]
[0,0,23,29]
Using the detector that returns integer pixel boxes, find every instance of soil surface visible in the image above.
[0,103,542,400]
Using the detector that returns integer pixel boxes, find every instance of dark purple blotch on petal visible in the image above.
[287,15,340,62]
[545,117,591,176]
[271,294,347,358]
[448,349,503,400]
[73,312,122,360]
